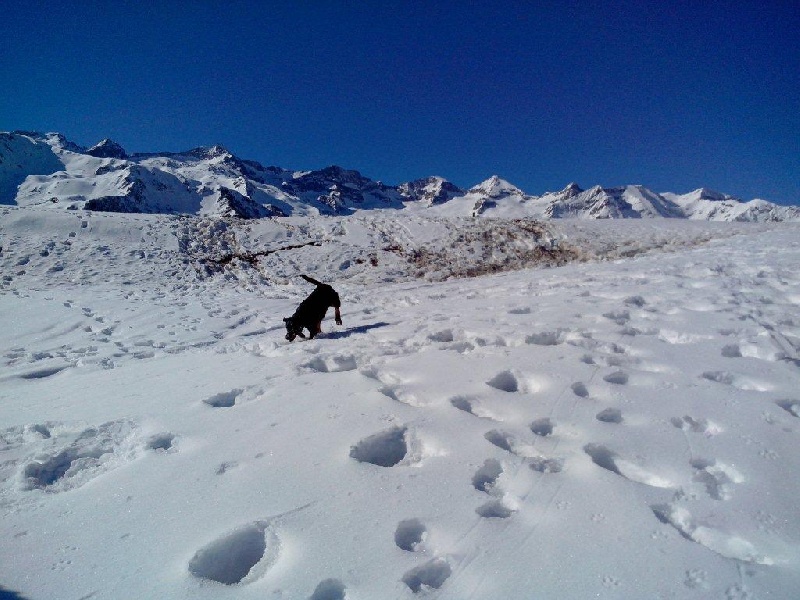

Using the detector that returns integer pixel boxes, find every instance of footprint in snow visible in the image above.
[596,408,623,424]
[203,386,263,408]
[18,365,71,380]
[146,432,176,452]
[701,371,773,392]
[305,354,359,373]
[395,518,428,552]
[603,309,631,325]
[472,459,503,493]
[671,415,722,436]
[450,395,501,420]
[529,417,554,437]
[624,295,647,308]
[484,429,515,453]
[204,389,242,408]
[571,381,590,397]
[603,370,629,385]
[658,329,712,345]
[486,370,521,393]
[486,369,541,394]
[723,342,785,362]
[309,579,347,600]
[427,328,455,343]
[525,329,568,346]
[380,386,424,408]
[188,520,280,585]
[583,443,672,488]
[651,504,773,565]
[528,455,564,474]
[22,420,140,493]
[402,557,452,593]
[775,399,800,418]
[476,497,518,519]
[691,458,743,501]
[350,426,423,467]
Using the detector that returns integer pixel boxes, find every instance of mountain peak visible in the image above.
[397,176,463,206]
[692,188,731,202]
[470,176,524,197]
[87,139,127,159]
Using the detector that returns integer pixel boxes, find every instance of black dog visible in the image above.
[283,275,342,341]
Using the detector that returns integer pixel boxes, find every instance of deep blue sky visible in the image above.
[2,1,798,204]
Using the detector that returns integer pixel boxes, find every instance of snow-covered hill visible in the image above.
[2,131,798,221]
[1,205,799,599]
[662,188,799,222]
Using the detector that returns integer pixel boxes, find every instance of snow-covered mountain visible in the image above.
[397,176,464,208]
[538,184,684,219]
[2,131,798,221]
[662,188,799,222]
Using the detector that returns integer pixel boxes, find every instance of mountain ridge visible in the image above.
[1,131,797,222]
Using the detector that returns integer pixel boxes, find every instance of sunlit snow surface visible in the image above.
[1,207,800,599]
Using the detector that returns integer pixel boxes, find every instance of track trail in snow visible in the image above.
[2,212,800,599]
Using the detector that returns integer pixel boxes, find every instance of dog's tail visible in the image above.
[301,274,323,286]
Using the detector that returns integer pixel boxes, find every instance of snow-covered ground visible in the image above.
[1,208,799,599]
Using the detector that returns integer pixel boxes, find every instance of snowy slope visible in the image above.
[663,188,800,222]
[0,132,66,205]
[2,206,800,599]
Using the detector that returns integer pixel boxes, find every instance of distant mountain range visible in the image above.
[2,131,797,222]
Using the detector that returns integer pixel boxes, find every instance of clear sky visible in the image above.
[2,1,798,204]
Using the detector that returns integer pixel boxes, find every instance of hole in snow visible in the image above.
[428,329,454,343]
[402,558,452,593]
[449,395,499,420]
[583,443,619,475]
[21,421,136,492]
[530,418,554,437]
[146,432,175,451]
[395,519,427,552]
[306,355,358,373]
[525,331,564,346]
[571,382,589,397]
[603,371,629,385]
[204,389,242,408]
[450,395,474,413]
[24,447,111,489]
[596,408,623,424]
[721,344,742,358]
[472,459,503,492]
[486,370,519,393]
[19,366,69,380]
[309,578,347,600]
[484,430,514,453]
[776,399,800,418]
[476,499,516,519]
[528,456,564,473]
[188,521,279,585]
[349,426,408,467]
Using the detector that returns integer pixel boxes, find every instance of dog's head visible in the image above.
[283,317,305,342]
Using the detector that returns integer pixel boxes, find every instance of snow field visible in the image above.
[1,211,800,599]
